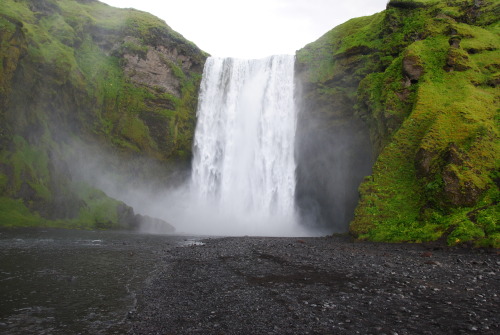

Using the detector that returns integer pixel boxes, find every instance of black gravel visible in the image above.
[128,236,499,335]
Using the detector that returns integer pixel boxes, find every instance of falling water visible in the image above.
[188,55,304,236]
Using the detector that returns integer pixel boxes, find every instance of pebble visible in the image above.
[128,236,500,335]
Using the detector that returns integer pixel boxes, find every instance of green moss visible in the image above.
[167,59,187,81]
[473,0,500,27]
[121,40,149,59]
[0,0,207,229]
[447,213,485,245]
[297,12,385,84]
[457,22,498,50]
[0,173,8,194]
[9,136,50,194]
[360,220,443,243]
[118,116,156,152]
[475,203,499,239]
[39,13,77,46]
[0,0,35,22]
[0,197,46,227]
[72,183,122,229]
[354,44,498,243]
[297,0,499,246]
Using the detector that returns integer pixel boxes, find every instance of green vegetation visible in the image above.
[0,0,207,229]
[1,0,497,245]
[297,0,499,247]
[71,182,122,229]
[0,197,47,227]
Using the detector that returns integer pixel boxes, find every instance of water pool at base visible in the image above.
[0,228,196,334]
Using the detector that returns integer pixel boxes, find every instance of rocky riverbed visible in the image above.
[1,230,498,334]
[129,236,499,335]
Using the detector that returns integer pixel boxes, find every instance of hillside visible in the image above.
[0,0,207,229]
[295,0,499,246]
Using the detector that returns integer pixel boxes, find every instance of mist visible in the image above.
[62,53,373,237]
[64,56,324,238]
[64,137,320,237]
[294,70,373,234]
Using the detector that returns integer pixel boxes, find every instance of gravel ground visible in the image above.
[128,236,499,335]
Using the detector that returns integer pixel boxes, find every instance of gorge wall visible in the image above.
[0,0,207,229]
[295,0,499,246]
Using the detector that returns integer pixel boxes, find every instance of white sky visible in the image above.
[100,0,388,59]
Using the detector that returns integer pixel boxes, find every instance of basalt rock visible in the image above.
[136,214,176,234]
[121,36,198,98]
[415,148,437,178]
[442,166,482,207]
[444,47,472,72]
[449,36,462,48]
[403,54,424,83]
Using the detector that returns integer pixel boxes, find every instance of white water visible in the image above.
[181,55,306,236]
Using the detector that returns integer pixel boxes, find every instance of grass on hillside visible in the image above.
[298,0,499,247]
[0,0,206,229]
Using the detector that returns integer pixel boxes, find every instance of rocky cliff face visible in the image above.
[0,0,207,229]
[296,0,499,246]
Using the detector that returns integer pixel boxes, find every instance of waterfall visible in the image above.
[187,55,304,236]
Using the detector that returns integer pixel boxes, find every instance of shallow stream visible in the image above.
[0,228,196,334]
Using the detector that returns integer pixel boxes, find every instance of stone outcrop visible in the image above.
[444,48,472,72]
[121,37,197,97]
[402,54,424,83]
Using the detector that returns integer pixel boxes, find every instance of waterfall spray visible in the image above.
[184,55,304,236]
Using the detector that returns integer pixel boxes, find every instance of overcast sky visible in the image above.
[100,0,389,59]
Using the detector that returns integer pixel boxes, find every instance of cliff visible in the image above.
[1,0,498,246]
[295,0,499,246]
[0,0,208,229]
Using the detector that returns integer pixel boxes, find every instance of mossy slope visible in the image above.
[296,0,499,246]
[0,0,208,229]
